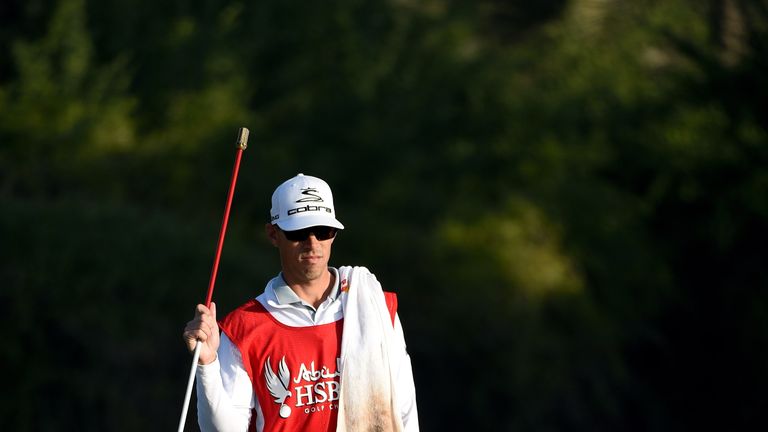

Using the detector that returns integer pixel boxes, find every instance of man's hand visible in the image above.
[183,302,220,365]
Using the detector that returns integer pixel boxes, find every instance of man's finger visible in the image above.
[196,304,211,317]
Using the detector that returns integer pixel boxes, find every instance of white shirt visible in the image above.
[196,267,419,431]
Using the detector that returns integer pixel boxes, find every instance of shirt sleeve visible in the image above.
[393,313,420,431]
[196,333,255,432]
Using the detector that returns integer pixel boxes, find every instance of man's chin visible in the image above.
[301,265,327,281]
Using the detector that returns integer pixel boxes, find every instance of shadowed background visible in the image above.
[1,0,767,430]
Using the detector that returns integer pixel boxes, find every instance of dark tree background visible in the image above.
[2,0,767,430]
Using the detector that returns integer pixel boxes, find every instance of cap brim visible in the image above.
[274,215,344,231]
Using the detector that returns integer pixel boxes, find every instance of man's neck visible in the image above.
[284,269,335,309]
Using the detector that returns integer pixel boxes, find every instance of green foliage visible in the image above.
[1,0,767,430]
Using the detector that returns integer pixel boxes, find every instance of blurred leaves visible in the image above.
[1,0,767,430]
[438,197,584,300]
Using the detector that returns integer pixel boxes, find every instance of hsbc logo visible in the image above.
[264,356,341,419]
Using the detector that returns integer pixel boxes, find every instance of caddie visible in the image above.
[183,173,419,431]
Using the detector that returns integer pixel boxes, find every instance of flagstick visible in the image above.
[177,128,249,432]
[178,343,202,432]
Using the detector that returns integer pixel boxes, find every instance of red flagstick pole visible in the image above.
[178,127,249,432]
[204,133,247,308]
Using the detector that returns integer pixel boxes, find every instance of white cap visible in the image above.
[269,174,345,231]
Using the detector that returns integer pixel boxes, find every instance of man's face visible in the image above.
[266,224,336,284]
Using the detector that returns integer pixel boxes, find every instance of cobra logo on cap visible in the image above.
[295,188,324,203]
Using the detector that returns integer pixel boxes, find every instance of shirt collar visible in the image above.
[272,267,340,306]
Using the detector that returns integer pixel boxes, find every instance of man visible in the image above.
[183,173,419,431]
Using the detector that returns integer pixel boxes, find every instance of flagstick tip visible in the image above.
[236,127,250,150]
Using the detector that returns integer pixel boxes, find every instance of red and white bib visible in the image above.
[219,294,397,432]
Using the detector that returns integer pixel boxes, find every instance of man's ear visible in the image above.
[265,223,279,246]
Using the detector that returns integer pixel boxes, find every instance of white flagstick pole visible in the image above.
[178,343,202,432]
[177,128,249,432]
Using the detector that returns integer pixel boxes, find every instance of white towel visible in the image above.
[336,266,404,432]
